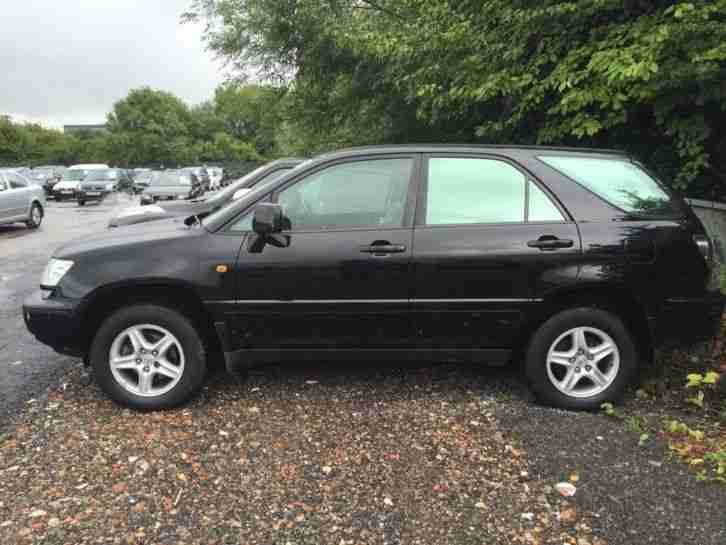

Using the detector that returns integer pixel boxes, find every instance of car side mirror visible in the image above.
[252,203,285,236]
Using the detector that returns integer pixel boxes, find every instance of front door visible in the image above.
[1,173,30,221]
[230,155,419,349]
[411,154,581,348]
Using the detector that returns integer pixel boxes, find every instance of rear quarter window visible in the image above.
[538,156,678,217]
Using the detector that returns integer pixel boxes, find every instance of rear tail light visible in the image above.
[693,234,713,261]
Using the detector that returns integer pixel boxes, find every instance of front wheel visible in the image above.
[525,307,637,410]
[26,203,43,229]
[90,304,207,410]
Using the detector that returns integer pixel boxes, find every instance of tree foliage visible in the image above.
[187,0,726,198]
[0,85,275,167]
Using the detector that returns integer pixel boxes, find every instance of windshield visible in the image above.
[62,169,86,181]
[538,156,681,217]
[154,172,191,186]
[85,169,117,181]
[209,165,269,203]
[31,169,52,178]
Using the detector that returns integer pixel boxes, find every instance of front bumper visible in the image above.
[650,292,724,348]
[77,189,111,201]
[23,290,84,357]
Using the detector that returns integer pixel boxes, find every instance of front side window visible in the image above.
[426,158,526,225]
[539,156,676,216]
[276,158,413,231]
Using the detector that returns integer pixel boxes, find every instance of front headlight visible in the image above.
[41,259,74,287]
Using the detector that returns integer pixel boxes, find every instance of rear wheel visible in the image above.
[78,200,85,206]
[525,307,637,410]
[25,203,43,229]
[90,304,207,410]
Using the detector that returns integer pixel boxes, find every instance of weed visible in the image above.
[600,402,621,418]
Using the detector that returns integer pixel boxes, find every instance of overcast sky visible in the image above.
[1,0,225,128]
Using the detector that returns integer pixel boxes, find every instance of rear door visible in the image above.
[411,154,581,349]
[229,154,419,348]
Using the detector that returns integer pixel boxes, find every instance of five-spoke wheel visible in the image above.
[546,326,619,399]
[525,307,637,410]
[109,324,186,397]
[90,304,207,410]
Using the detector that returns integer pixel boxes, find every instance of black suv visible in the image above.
[23,146,723,411]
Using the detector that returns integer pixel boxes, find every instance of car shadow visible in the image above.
[0,223,37,240]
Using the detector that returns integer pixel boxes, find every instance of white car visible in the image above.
[52,163,109,200]
[0,169,46,228]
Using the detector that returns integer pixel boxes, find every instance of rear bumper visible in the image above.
[23,290,84,357]
[650,292,724,348]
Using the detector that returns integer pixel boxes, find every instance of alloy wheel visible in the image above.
[545,326,620,399]
[108,324,185,397]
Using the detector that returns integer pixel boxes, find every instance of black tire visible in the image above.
[524,307,637,410]
[90,304,207,410]
[78,200,85,206]
[25,202,43,229]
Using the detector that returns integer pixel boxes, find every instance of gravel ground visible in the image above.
[495,392,726,545]
[1,358,724,545]
[1,363,604,545]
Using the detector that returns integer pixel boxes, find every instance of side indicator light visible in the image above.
[215,264,229,274]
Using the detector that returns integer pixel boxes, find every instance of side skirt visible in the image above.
[224,348,512,374]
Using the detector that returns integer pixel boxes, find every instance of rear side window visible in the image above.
[539,156,675,216]
[529,181,564,222]
[426,158,525,225]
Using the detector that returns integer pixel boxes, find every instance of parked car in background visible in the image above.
[0,168,46,228]
[77,168,132,205]
[30,166,66,197]
[132,170,160,194]
[182,167,210,191]
[53,164,109,200]
[208,167,224,190]
[110,159,303,227]
[141,170,203,202]
[23,145,723,411]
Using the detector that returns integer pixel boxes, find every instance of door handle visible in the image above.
[360,242,407,255]
[527,236,574,250]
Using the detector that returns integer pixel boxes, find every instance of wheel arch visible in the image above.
[516,283,653,366]
[78,281,222,364]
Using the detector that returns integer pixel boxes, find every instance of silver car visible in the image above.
[0,170,46,229]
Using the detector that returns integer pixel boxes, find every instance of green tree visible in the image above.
[213,83,283,154]
[187,0,726,198]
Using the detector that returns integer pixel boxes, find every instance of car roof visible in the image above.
[268,157,306,167]
[69,163,109,169]
[313,144,626,162]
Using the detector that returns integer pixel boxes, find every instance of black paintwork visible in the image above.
[109,159,303,228]
[24,145,723,372]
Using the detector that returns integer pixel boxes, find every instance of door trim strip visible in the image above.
[209,298,543,304]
